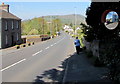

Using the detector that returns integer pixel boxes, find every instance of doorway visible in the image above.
[11,33,15,46]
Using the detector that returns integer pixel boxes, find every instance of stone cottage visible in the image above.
[0,3,21,49]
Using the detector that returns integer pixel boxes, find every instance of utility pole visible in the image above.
[49,16,52,38]
[56,19,58,35]
[42,16,44,35]
[74,6,77,37]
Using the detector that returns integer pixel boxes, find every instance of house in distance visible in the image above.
[0,3,22,49]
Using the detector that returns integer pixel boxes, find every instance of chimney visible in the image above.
[0,3,9,12]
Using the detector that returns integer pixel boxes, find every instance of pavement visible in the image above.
[63,52,110,83]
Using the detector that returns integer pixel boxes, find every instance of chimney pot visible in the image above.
[2,2,4,5]
[0,3,9,12]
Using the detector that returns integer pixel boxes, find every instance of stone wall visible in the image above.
[85,40,99,57]
[21,35,51,43]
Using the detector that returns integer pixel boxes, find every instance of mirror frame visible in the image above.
[101,10,119,30]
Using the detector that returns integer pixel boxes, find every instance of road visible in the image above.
[1,31,75,82]
[106,22,118,29]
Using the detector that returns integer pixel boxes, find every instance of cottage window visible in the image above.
[16,21,19,29]
[5,21,8,30]
[17,33,19,41]
[12,21,14,29]
[6,35,8,45]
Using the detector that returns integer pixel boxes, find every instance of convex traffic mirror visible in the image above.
[104,11,119,30]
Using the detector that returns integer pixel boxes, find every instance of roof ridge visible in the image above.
[0,9,21,20]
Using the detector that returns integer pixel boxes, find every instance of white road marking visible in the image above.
[39,50,43,53]
[56,42,59,44]
[32,50,43,56]
[45,46,50,50]
[0,37,66,72]
[1,59,26,72]
[51,37,65,46]
[32,52,39,56]
[51,44,53,47]
[56,37,65,44]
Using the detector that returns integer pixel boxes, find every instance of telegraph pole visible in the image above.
[56,19,58,35]
[74,6,77,37]
[47,16,52,38]
[42,16,44,35]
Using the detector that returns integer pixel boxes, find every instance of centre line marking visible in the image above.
[32,52,39,56]
[45,47,50,50]
[51,44,53,47]
[1,59,26,72]
[39,50,43,53]
[32,50,43,56]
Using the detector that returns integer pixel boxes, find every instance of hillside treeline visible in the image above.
[21,17,62,35]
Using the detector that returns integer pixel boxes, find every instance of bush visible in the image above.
[86,51,93,58]
[71,35,75,38]
[94,57,104,67]
[86,51,104,67]
[90,55,103,67]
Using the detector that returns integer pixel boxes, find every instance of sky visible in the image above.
[0,2,91,20]
[106,11,119,19]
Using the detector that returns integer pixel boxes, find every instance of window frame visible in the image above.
[5,20,8,31]
[17,33,19,41]
[12,20,14,30]
[16,21,19,29]
[5,35,8,45]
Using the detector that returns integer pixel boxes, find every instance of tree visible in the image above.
[86,2,120,41]
[70,23,73,27]
[80,23,94,42]
[37,18,44,34]
[85,2,120,83]
[28,29,39,35]
[52,19,62,34]
[21,17,48,35]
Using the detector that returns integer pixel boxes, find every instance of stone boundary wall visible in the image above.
[21,35,50,43]
[84,40,99,57]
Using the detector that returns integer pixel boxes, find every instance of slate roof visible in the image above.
[0,9,21,20]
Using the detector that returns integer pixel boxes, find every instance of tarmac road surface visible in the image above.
[1,31,75,82]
